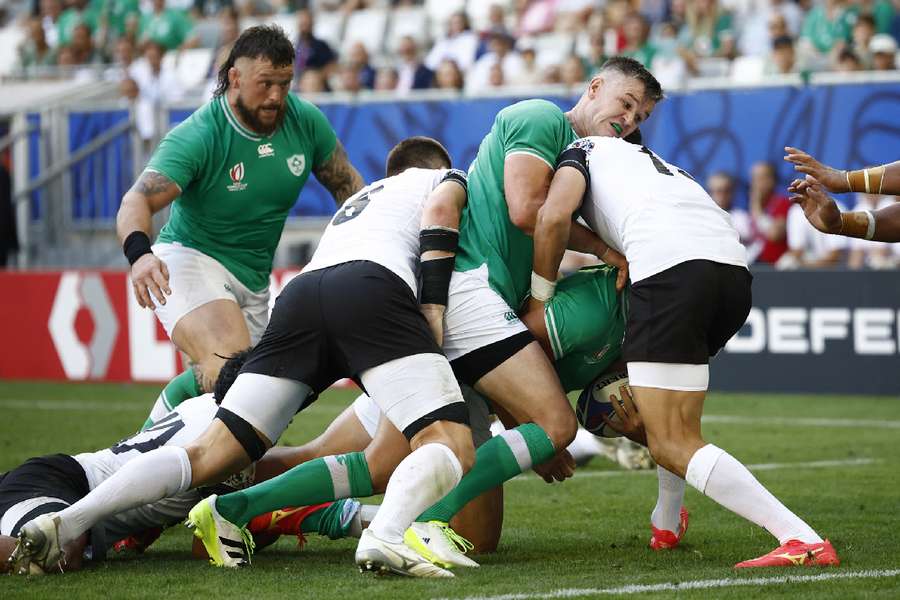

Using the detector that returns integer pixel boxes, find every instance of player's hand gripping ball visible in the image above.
[576,372,629,438]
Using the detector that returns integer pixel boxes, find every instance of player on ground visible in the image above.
[116,25,364,429]
[784,148,900,242]
[11,138,475,579]
[531,135,839,568]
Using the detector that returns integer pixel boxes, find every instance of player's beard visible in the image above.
[234,94,286,136]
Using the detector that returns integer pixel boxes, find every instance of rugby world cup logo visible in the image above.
[227,162,248,191]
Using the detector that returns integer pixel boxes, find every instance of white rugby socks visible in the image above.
[57,446,192,545]
[686,444,823,544]
[367,443,463,544]
[651,466,686,533]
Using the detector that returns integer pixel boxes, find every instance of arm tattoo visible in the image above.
[313,141,365,206]
[132,170,177,197]
[190,362,214,394]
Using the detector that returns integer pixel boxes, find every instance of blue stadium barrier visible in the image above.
[40,80,900,220]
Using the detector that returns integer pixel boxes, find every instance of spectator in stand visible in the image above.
[621,12,656,67]
[707,171,754,246]
[555,0,598,32]
[40,0,62,48]
[104,35,136,81]
[395,35,433,94]
[346,41,375,89]
[778,199,847,269]
[678,0,736,74]
[207,6,240,78]
[127,41,184,141]
[850,13,877,67]
[476,5,512,58]
[559,53,586,86]
[604,0,632,55]
[487,61,505,87]
[294,8,336,78]
[738,0,803,57]
[336,63,363,93]
[765,34,797,73]
[425,11,478,72]
[69,22,104,65]
[297,67,330,93]
[846,194,895,269]
[373,66,398,91]
[649,21,688,89]
[467,30,525,92]
[140,0,196,51]
[869,33,897,69]
[103,0,140,48]
[516,0,557,37]
[857,0,895,33]
[508,38,543,85]
[835,46,863,70]
[18,16,57,71]
[749,161,791,264]
[582,26,607,74]
[799,0,856,59]
[57,0,97,48]
[433,58,465,90]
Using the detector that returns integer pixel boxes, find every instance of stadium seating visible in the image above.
[341,8,389,57]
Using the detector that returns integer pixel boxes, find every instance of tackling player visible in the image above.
[116,25,364,429]
[784,147,900,242]
[11,138,476,579]
[531,135,839,568]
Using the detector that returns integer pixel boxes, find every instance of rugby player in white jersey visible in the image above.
[528,135,840,568]
[11,138,475,579]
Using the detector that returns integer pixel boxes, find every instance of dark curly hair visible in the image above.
[213,25,295,98]
[213,348,253,404]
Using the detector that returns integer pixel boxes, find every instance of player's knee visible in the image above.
[539,409,578,450]
[365,454,396,495]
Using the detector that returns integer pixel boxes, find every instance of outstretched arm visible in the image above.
[788,176,900,242]
[785,146,900,195]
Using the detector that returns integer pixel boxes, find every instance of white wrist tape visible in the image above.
[865,210,876,240]
[530,271,557,302]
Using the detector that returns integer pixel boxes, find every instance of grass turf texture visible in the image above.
[0,382,898,599]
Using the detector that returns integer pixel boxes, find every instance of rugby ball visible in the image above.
[576,372,630,438]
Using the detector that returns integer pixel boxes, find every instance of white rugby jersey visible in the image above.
[568,136,747,283]
[73,395,253,545]
[303,167,467,295]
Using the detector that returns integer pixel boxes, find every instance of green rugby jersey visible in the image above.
[456,99,577,309]
[149,93,337,291]
[546,266,626,393]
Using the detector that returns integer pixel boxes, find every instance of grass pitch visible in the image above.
[0,381,898,599]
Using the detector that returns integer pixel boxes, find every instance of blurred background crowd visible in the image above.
[0,0,897,270]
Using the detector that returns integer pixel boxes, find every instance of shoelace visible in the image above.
[435,522,474,554]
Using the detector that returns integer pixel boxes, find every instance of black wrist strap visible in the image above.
[123,231,153,266]
[420,256,455,306]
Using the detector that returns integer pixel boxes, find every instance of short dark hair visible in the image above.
[856,13,876,29]
[599,56,664,104]
[213,348,253,404]
[214,25,295,98]
[772,35,794,50]
[385,136,452,177]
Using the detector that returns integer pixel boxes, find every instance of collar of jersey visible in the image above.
[219,95,266,142]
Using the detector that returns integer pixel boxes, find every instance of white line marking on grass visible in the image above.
[703,415,900,429]
[508,458,878,482]
[0,399,146,411]
[433,569,900,600]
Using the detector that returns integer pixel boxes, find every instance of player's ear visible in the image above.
[587,75,603,99]
[228,66,240,90]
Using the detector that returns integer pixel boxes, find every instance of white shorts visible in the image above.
[627,361,710,392]
[351,384,493,447]
[150,243,269,345]
[359,353,466,436]
[443,264,529,362]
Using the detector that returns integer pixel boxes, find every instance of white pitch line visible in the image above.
[703,414,900,429]
[508,458,878,482]
[433,569,900,600]
[0,397,345,415]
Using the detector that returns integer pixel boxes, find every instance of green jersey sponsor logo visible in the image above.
[257,143,275,158]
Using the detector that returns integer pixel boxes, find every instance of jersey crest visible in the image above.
[227,162,247,192]
[287,154,306,176]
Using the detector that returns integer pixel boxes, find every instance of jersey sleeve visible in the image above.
[299,98,338,168]
[144,118,209,191]
[440,168,468,192]
[499,100,570,168]
[555,139,592,185]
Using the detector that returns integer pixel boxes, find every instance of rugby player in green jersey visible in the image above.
[116,25,364,429]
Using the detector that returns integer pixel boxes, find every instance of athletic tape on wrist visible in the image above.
[865,210,876,240]
[530,271,556,302]
[123,231,153,266]
[420,227,459,253]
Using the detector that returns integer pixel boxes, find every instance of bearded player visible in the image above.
[117,25,364,429]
